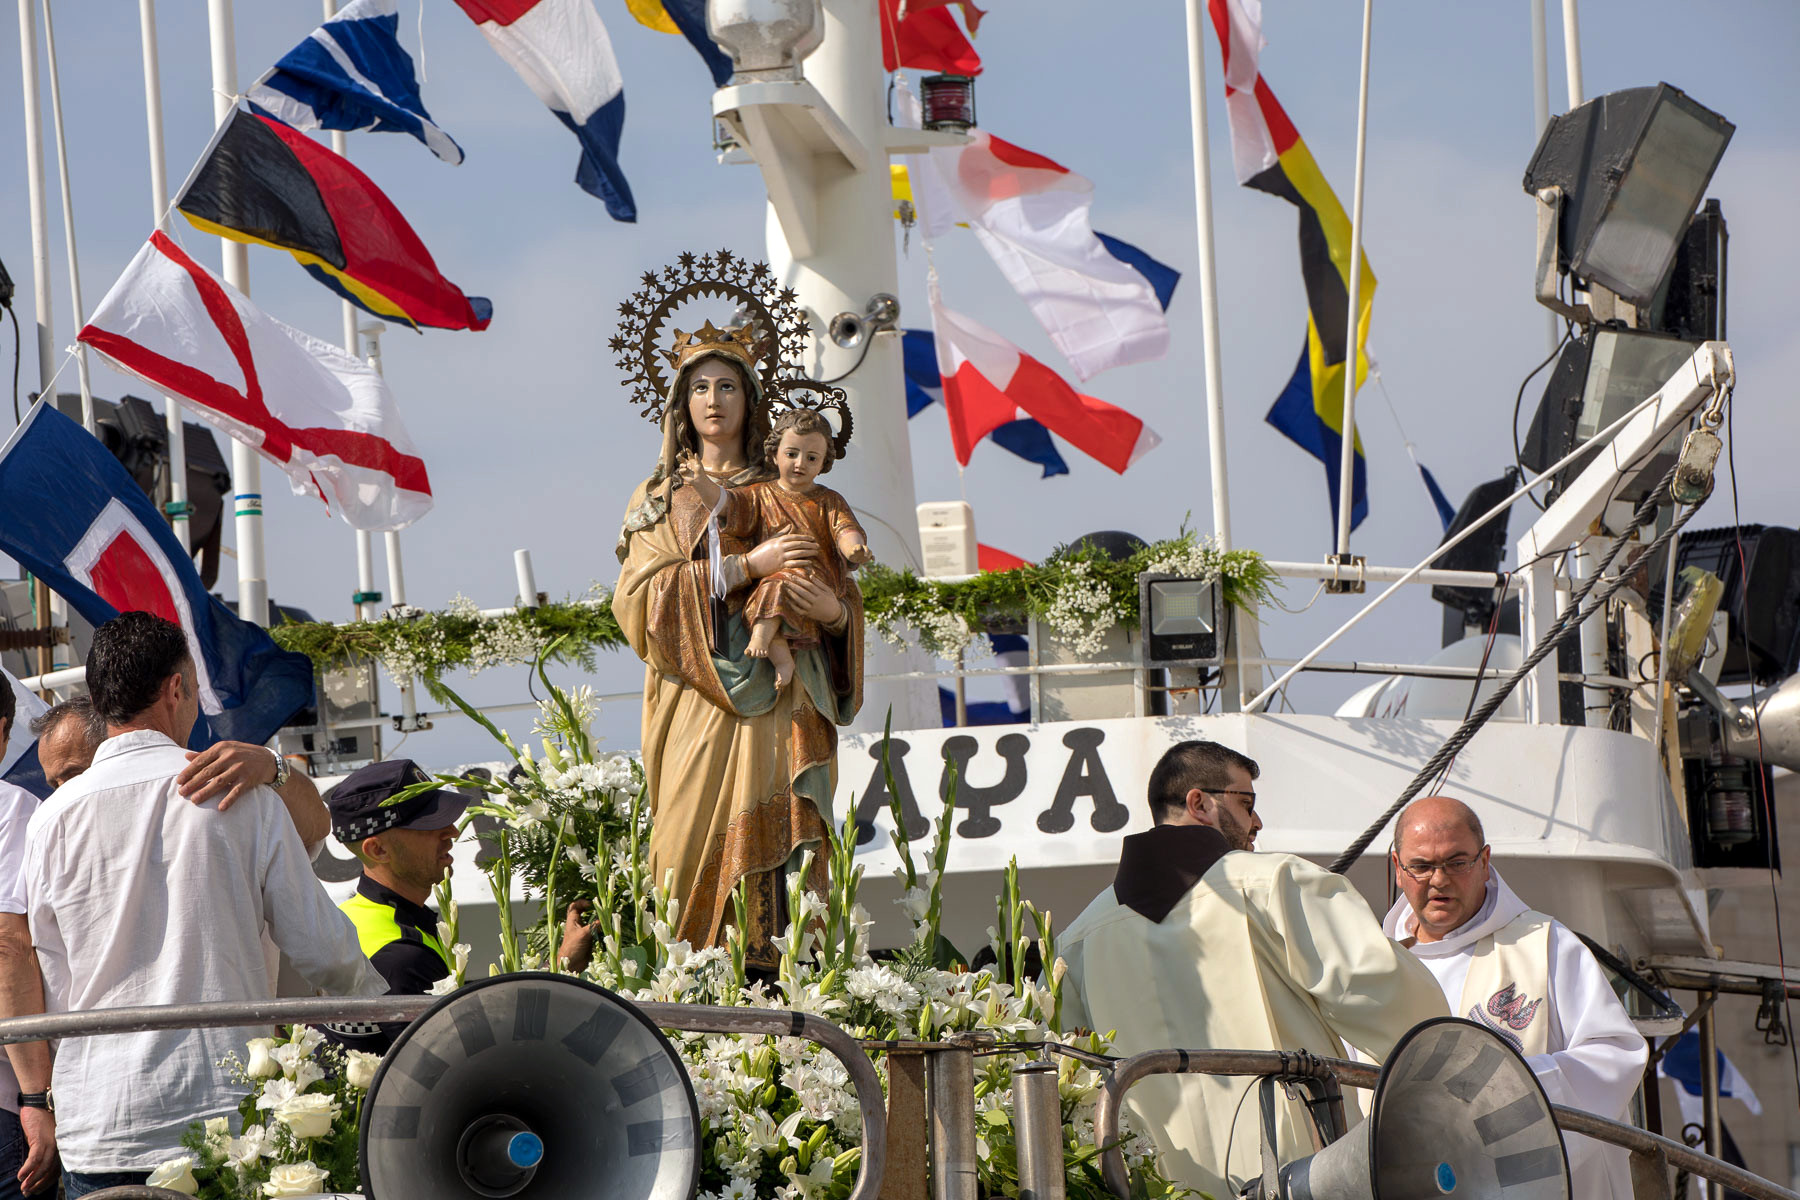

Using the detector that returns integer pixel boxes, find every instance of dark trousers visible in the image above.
[65,1171,148,1199]
[0,1109,55,1200]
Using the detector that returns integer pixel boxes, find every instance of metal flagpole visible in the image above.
[1182,0,1231,552]
[39,0,94,432]
[362,323,422,732]
[17,0,61,683]
[1333,0,1374,558]
[16,0,53,394]
[205,0,268,628]
[1529,0,1559,355]
[139,0,190,554]
[1560,0,1583,108]
[320,0,378,623]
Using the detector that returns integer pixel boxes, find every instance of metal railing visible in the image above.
[1091,1047,1797,1200]
[0,997,887,1200]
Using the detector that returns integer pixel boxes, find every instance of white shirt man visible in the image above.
[1384,795,1647,1200]
[23,612,384,1184]
[1060,740,1449,1200]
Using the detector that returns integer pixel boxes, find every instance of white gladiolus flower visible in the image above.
[273,1092,339,1140]
[269,1042,306,1079]
[227,1124,270,1170]
[244,1037,280,1078]
[146,1156,199,1195]
[345,1050,383,1090]
[263,1160,331,1196]
[203,1116,231,1150]
[293,1059,326,1091]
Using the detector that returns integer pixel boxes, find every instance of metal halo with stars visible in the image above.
[609,249,811,426]
[769,378,855,461]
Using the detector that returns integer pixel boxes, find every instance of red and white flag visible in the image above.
[78,232,432,532]
[918,131,1170,381]
[928,282,1160,474]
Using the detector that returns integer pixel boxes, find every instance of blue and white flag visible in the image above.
[0,403,316,797]
[456,0,635,221]
[1,668,49,797]
[1658,1031,1763,1129]
[246,0,464,166]
[901,329,1071,478]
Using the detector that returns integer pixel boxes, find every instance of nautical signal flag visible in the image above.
[455,0,636,221]
[245,0,463,165]
[1210,0,1372,533]
[879,0,981,75]
[176,108,491,332]
[902,329,1069,478]
[79,233,433,533]
[928,283,1159,475]
[911,130,1177,381]
[623,0,733,86]
[0,403,317,791]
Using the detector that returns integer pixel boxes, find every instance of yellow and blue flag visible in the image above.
[1211,0,1373,533]
[624,0,733,85]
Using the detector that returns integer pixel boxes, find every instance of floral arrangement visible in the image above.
[859,527,1277,658]
[172,658,1194,1200]
[148,1025,379,1198]
[265,530,1273,682]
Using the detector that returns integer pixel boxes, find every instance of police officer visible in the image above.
[323,759,466,1050]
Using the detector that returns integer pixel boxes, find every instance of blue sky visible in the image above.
[4,0,1797,765]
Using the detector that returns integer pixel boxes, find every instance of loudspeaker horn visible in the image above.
[828,293,901,349]
[360,974,700,1200]
[1260,1017,1568,1200]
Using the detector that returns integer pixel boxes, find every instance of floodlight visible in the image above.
[1138,573,1221,669]
[1519,327,1701,503]
[1524,83,1733,309]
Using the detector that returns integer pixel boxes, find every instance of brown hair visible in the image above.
[763,409,839,475]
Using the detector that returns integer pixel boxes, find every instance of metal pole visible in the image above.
[1012,1060,1064,1200]
[1333,0,1374,557]
[205,0,268,627]
[363,322,420,733]
[927,1039,977,1200]
[139,0,189,553]
[39,0,93,431]
[1529,0,1559,356]
[1181,0,1232,551]
[1560,0,1583,109]
[513,549,539,609]
[1699,998,1722,1200]
[17,0,53,394]
[324,0,373,625]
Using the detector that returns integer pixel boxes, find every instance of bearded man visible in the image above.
[1059,740,1448,1199]
[1383,794,1647,1200]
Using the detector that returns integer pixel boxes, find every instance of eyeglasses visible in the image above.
[1397,856,1483,882]
[1203,788,1256,808]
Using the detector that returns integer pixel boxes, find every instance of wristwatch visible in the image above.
[268,746,291,791]
[16,1089,51,1113]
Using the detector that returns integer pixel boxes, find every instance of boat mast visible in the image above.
[1181,0,1232,553]
[750,0,934,729]
[138,0,190,554]
[1333,0,1374,559]
[204,0,269,628]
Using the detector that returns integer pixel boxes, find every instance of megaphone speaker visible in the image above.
[828,311,866,349]
[1268,1017,1568,1200]
[360,974,700,1200]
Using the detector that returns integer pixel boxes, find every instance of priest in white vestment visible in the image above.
[1061,741,1450,1200]
[1383,795,1648,1200]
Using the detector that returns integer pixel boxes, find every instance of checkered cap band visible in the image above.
[335,808,406,843]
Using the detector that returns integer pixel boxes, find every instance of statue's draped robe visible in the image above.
[614,479,863,956]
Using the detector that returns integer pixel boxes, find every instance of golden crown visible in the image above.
[663,320,768,376]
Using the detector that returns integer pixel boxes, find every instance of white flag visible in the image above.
[78,233,432,532]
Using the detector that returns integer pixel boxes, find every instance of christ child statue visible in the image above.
[681,407,871,688]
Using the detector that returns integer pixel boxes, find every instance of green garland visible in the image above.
[268,530,1275,680]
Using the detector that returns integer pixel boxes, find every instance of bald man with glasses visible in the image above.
[1382,795,1646,1200]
